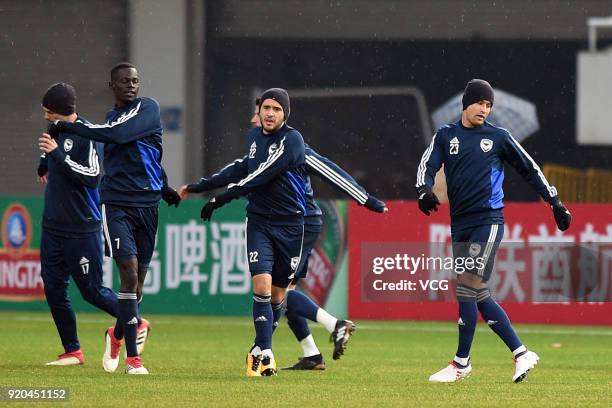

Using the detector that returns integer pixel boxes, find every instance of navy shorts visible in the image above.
[101,204,158,270]
[292,223,322,281]
[246,218,305,288]
[451,223,504,282]
[40,229,104,290]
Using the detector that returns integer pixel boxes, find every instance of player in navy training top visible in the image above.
[198,88,312,376]
[49,63,181,375]
[38,83,118,367]
[416,79,572,383]
[181,98,388,370]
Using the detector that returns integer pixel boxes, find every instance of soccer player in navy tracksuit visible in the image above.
[197,88,310,376]
[416,79,572,383]
[181,98,388,370]
[49,63,181,375]
[37,83,118,366]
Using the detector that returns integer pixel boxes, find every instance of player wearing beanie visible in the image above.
[38,83,122,367]
[195,88,308,376]
[416,78,571,383]
[181,97,388,371]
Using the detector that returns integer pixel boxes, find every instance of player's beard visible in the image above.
[263,119,283,133]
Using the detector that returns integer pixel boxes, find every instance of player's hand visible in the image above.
[179,185,190,200]
[37,175,48,184]
[38,133,58,153]
[364,195,388,213]
[416,185,439,216]
[47,121,65,139]
[161,186,181,207]
[551,200,571,231]
[200,194,232,222]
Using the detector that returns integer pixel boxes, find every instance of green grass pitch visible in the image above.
[0,311,610,407]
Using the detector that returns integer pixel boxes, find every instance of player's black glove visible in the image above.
[416,185,439,216]
[551,199,572,231]
[200,193,233,222]
[37,153,48,177]
[364,195,387,213]
[47,121,66,139]
[37,163,48,177]
[161,186,181,207]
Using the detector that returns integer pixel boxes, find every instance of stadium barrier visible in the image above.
[0,197,347,316]
[3,196,610,325]
[348,201,612,325]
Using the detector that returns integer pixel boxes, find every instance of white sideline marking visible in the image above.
[4,315,612,336]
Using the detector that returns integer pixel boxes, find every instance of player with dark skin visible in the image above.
[108,67,146,303]
[47,63,179,374]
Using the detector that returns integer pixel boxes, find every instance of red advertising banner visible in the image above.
[348,201,612,325]
[0,203,44,301]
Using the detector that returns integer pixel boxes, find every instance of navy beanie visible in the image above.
[42,83,76,115]
[258,88,290,120]
[462,79,494,110]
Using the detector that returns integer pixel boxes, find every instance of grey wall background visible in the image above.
[1,0,611,198]
[0,0,127,195]
[209,0,612,40]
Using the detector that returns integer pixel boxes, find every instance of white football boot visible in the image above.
[429,361,472,383]
[513,350,539,383]
[125,356,149,375]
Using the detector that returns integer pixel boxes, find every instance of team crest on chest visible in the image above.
[449,137,459,155]
[480,139,493,152]
[63,139,73,152]
[249,141,257,158]
[268,143,278,155]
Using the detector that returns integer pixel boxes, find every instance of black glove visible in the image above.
[47,121,66,139]
[37,163,48,177]
[161,186,181,207]
[416,185,440,216]
[551,200,572,231]
[364,195,387,213]
[37,153,48,177]
[200,193,233,222]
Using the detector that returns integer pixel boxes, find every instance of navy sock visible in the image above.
[455,284,478,359]
[286,308,311,342]
[271,302,284,333]
[456,302,478,358]
[253,294,273,351]
[285,290,319,322]
[118,292,139,357]
[114,318,123,340]
[114,298,142,340]
[477,288,522,352]
[137,294,143,325]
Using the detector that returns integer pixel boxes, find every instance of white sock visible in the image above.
[300,335,320,357]
[316,308,338,333]
[453,355,470,367]
[261,348,273,359]
[512,345,527,357]
[250,346,261,356]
